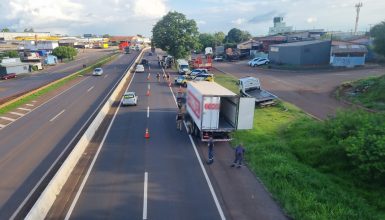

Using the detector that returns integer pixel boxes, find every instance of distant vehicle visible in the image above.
[248,57,263,66]
[135,45,141,51]
[238,76,277,106]
[121,92,138,106]
[124,46,131,54]
[192,73,214,82]
[177,59,190,74]
[135,64,145,73]
[214,56,223,61]
[190,68,208,76]
[148,52,153,56]
[141,59,148,65]
[0,73,16,80]
[92,68,103,76]
[174,75,191,87]
[205,47,213,56]
[249,58,270,67]
[184,81,255,142]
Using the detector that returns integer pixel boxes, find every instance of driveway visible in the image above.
[214,61,385,119]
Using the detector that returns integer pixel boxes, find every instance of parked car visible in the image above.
[250,58,269,67]
[174,75,192,87]
[192,73,214,82]
[190,68,208,76]
[92,68,103,76]
[121,92,138,106]
[135,64,145,73]
[248,57,263,66]
[214,56,224,61]
[0,73,16,80]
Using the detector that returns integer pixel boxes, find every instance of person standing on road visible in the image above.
[231,143,245,168]
[207,137,214,165]
[176,111,184,131]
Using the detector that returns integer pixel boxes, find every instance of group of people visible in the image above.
[206,137,245,168]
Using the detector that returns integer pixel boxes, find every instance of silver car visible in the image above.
[93,67,103,76]
[121,92,138,106]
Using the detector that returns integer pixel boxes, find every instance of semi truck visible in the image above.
[238,77,277,106]
[184,81,255,142]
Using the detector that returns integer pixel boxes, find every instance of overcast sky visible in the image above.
[0,0,384,37]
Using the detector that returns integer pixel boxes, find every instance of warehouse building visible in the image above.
[330,45,367,67]
[269,40,331,65]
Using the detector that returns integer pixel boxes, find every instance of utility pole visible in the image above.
[354,2,363,35]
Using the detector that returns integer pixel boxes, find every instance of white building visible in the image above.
[21,40,59,50]
[268,17,293,35]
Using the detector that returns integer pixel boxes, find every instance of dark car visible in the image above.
[1,73,16,80]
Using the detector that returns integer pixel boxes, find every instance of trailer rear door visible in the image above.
[202,96,220,129]
[237,97,255,129]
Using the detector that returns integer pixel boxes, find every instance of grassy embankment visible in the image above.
[0,53,118,115]
[215,73,385,220]
[337,74,385,111]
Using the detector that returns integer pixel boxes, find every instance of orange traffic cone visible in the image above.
[144,128,150,139]
[146,89,150,96]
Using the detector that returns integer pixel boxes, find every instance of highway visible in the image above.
[0,50,140,219]
[61,52,223,219]
[0,48,115,102]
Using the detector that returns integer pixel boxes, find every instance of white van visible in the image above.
[177,59,189,74]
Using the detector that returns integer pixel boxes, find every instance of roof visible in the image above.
[332,45,368,54]
[188,81,236,96]
[271,40,330,47]
[109,36,136,42]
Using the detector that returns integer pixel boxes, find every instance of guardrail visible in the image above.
[23,50,145,219]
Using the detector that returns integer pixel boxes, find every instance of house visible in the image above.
[330,45,367,67]
[0,58,29,75]
[269,40,331,65]
[253,35,287,53]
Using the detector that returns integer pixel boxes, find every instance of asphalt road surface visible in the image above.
[0,48,115,101]
[0,51,140,219]
[65,53,223,220]
[214,61,385,119]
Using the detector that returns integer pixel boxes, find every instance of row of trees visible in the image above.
[1,27,34,32]
[152,11,252,59]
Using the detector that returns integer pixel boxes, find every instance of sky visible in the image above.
[0,0,384,37]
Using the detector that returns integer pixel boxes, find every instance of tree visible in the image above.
[0,50,19,60]
[52,46,77,61]
[225,28,252,44]
[152,11,199,59]
[370,21,385,57]
[198,33,216,51]
[214,31,225,45]
[1,28,10,32]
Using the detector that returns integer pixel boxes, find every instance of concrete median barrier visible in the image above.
[25,50,145,219]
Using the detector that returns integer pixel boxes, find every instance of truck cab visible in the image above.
[239,77,261,92]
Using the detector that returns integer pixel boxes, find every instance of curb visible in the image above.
[24,50,144,219]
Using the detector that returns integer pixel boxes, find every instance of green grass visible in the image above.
[0,53,118,115]
[339,74,385,111]
[213,73,239,94]
[214,74,385,220]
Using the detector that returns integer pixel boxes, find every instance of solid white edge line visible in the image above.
[87,86,94,92]
[143,172,148,220]
[166,69,226,220]
[49,109,66,122]
[64,72,137,220]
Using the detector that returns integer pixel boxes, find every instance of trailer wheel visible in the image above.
[193,124,199,137]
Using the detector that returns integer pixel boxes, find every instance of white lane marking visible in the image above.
[17,107,31,111]
[147,106,150,118]
[65,71,137,220]
[9,112,25,116]
[143,172,148,220]
[49,109,66,122]
[0,117,16,122]
[147,83,150,90]
[167,69,226,220]
[0,124,5,129]
[104,74,108,78]
[26,104,34,107]
[87,86,95,93]
[31,100,37,103]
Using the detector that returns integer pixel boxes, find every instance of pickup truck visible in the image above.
[185,81,255,142]
[238,77,277,106]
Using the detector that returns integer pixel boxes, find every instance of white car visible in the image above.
[248,57,263,66]
[92,67,103,76]
[189,68,208,76]
[250,58,269,67]
[122,92,138,106]
[214,56,224,61]
[135,64,145,73]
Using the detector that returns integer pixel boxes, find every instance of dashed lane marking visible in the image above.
[49,109,66,122]
[87,86,94,93]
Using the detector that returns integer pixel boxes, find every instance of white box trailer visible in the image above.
[185,81,255,142]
